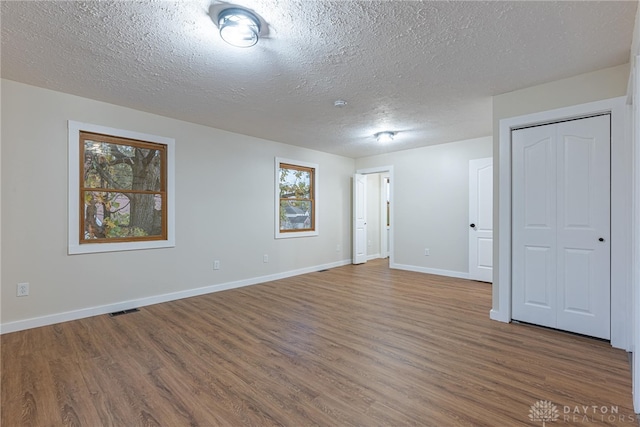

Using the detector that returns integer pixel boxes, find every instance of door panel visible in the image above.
[561,248,592,313]
[512,125,557,327]
[353,174,367,264]
[562,137,592,227]
[468,158,493,282]
[477,238,493,269]
[523,246,554,307]
[555,116,610,339]
[523,137,555,228]
[519,245,556,328]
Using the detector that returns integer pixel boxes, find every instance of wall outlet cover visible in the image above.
[17,282,29,297]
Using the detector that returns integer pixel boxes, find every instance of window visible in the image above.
[80,132,166,242]
[68,121,175,254]
[275,158,318,238]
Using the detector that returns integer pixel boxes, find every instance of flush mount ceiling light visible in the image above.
[218,8,261,48]
[375,131,395,143]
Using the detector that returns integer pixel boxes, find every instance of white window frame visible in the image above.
[275,157,319,239]
[68,121,175,254]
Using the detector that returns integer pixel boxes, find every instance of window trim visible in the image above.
[79,131,168,244]
[275,157,319,239]
[68,121,175,254]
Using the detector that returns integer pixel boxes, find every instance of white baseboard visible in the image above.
[490,309,510,323]
[366,253,381,260]
[0,259,352,334]
[390,263,469,280]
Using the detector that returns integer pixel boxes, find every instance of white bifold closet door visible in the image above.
[511,115,610,340]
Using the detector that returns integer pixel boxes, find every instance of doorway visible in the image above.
[353,166,394,266]
[495,96,629,349]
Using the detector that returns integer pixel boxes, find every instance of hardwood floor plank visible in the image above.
[2,259,635,426]
[48,357,104,426]
[2,353,59,427]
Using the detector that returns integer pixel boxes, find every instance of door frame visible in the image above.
[355,166,395,267]
[494,96,631,350]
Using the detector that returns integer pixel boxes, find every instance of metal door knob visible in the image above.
[470,223,476,228]
[598,237,605,242]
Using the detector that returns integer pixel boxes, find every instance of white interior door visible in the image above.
[555,117,610,338]
[353,173,367,264]
[512,115,611,339]
[512,124,558,329]
[380,174,390,259]
[468,158,493,282]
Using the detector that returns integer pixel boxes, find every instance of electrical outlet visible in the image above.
[424,248,430,256]
[263,254,269,263]
[336,243,341,252]
[213,260,220,270]
[17,282,29,297]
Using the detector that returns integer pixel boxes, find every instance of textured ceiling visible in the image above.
[1,1,636,158]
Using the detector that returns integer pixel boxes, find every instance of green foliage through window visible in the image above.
[279,163,315,232]
[80,132,166,243]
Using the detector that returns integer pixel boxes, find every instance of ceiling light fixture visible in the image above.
[375,131,395,143]
[218,8,261,48]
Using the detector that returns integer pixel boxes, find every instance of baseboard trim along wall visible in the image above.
[0,259,352,334]
[489,309,509,323]
[391,263,470,280]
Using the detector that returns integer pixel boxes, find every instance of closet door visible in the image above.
[555,116,610,339]
[512,124,557,329]
[511,115,610,339]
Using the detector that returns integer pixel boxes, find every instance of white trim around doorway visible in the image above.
[356,166,395,268]
[493,96,631,350]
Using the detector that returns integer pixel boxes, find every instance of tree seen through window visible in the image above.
[80,131,166,243]
[279,163,315,232]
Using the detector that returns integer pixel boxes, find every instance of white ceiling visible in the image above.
[1,1,636,158]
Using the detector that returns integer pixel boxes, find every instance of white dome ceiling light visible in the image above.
[375,131,395,143]
[217,8,261,48]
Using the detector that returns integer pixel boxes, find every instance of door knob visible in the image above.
[598,237,605,242]
[470,223,476,228]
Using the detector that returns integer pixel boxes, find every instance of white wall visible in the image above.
[0,79,3,327]
[356,136,492,277]
[492,64,630,316]
[0,79,355,330]
[630,57,640,412]
[629,4,640,413]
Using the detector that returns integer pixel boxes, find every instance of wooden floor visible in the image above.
[1,259,635,426]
